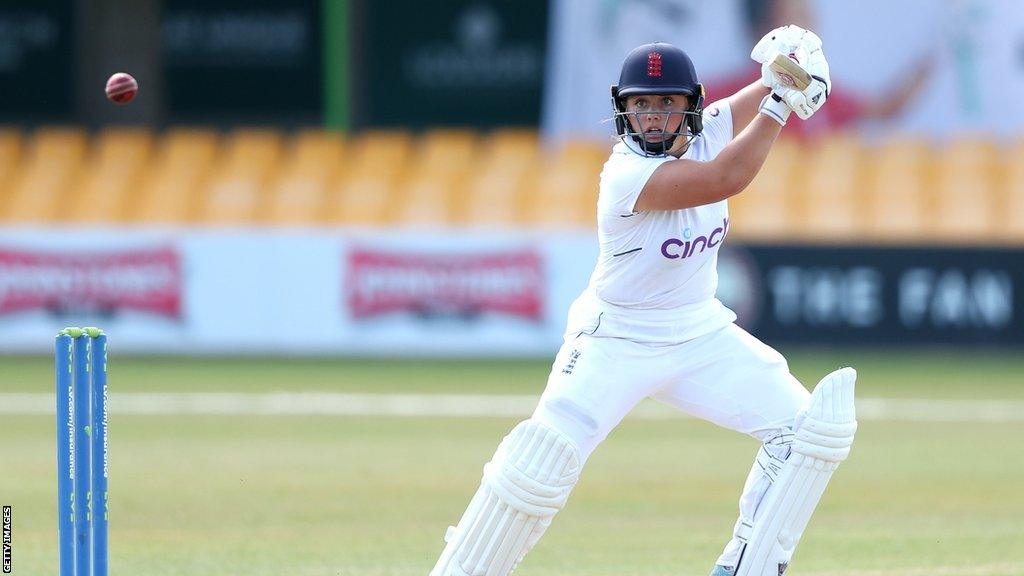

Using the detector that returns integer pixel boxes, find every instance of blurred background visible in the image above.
[0,0,1021,354]
[0,0,1022,354]
[2,1,1023,575]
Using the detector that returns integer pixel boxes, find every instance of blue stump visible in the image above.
[55,334,74,576]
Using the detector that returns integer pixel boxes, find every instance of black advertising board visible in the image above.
[356,0,547,128]
[162,0,321,122]
[0,1,74,120]
[719,244,1024,345]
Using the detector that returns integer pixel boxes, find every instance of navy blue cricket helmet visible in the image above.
[611,42,705,156]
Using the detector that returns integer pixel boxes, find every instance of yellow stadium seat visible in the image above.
[200,129,283,224]
[265,130,345,225]
[327,171,401,227]
[1002,140,1024,242]
[403,157,475,227]
[729,138,800,241]
[460,129,540,227]
[483,129,538,163]
[559,139,610,169]
[529,164,597,229]
[0,128,23,203]
[325,131,412,226]
[221,129,283,164]
[931,136,999,243]
[0,128,22,178]
[419,129,477,162]
[70,128,154,223]
[462,137,540,228]
[798,134,863,241]
[289,129,345,170]
[393,130,478,227]
[863,136,931,243]
[462,165,537,227]
[396,169,466,227]
[2,127,88,223]
[351,130,413,172]
[132,128,220,223]
[268,177,331,225]
[526,140,606,229]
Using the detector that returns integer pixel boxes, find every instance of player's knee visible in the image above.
[530,395,606,459]
[793,367,858,463]
[485,419,582,517]
[542,396,599,434]
[794,419,857,463]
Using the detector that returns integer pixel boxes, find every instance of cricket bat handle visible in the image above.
[769,53,813,91]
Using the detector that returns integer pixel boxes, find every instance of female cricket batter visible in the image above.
[430,26,857,576]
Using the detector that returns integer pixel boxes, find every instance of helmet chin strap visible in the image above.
[628,129,695,157]
[631,133,673,155]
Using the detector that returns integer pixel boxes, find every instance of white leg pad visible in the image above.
[734,367,858,576]
[430,420,582,576]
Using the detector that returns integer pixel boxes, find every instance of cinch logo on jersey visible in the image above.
[660,217,729,259]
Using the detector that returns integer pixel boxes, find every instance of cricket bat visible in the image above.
[769,53,812,90]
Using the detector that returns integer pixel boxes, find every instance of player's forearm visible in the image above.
[726,81,773,138]
[635,115,781,211]
[708,113,782,198]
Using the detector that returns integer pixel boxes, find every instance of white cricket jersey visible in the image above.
[567,101,738,344]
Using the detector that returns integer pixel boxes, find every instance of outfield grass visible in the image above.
[1,351,1022,575]
[1,347,1022,397]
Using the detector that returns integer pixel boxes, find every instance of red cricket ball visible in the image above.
[105,73,138,104]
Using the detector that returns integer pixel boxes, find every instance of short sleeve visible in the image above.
[598,148,672,218]
[699,100,734,157]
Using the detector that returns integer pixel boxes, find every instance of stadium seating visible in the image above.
[729,138,798,240]
[395,129,477,227]
[799,134,862,242]
[527,140,606,229]
[1004,139,1024,242]
[71,128,154,223]
[864,136,931,242]
[461,129,540,227]
[265,130,345,225]
[0,128,22,189]
[0,125,1019,246]
[932,136,999,243]
[324,130,411,226]
[199,129,284,225]
[133,128,219,224]
[2,128,88,223]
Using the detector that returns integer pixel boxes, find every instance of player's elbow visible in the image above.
[706,163,747,201]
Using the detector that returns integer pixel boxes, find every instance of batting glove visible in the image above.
[753,25,831,121]
[750,24,823,67]
[774,47,830,120]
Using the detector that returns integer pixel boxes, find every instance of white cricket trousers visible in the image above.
[531,322,810,567]
[534,322,808,458]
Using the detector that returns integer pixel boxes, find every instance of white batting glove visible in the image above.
[758,93,791,126]
[782,79,828,120]
[750,24,822,67]
[752,25,831,121]
[775,47,830,120]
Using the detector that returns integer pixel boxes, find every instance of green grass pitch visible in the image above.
[1,348,1022,575]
